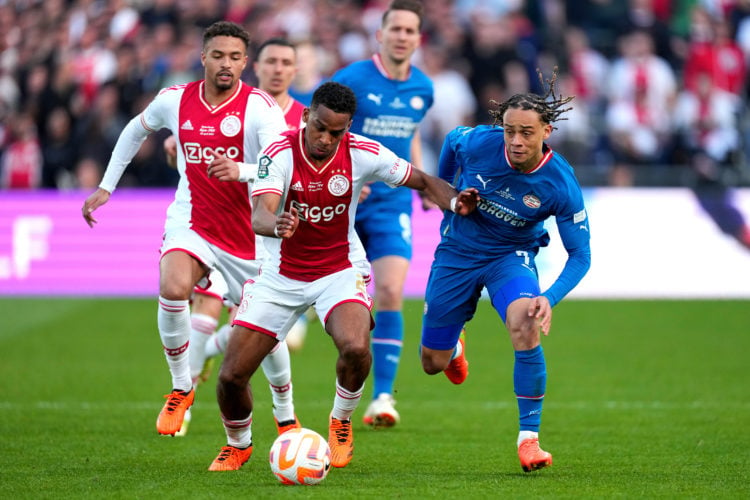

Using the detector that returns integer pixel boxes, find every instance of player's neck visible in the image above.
[272,92,290,110]
[377,52,411,81]
[203,82,239,107]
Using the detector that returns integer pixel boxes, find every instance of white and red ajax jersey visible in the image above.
[142,80,286,259]
[253,129,413,281]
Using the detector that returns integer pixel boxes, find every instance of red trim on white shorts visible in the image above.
[233,319,279,340]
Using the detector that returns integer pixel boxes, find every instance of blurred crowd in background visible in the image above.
[2,0,750,190]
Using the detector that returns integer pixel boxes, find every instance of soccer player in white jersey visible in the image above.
[162,38,309,437]
[207,81,478,471]
[81,21,296,438]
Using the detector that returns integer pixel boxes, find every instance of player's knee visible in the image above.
[339,341,372,371]
[507,318,540,350]
[217,362,252,391]
[159,281,193,301]
[420,349,447,375]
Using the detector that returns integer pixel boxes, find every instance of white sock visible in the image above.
[450,339,463,361]
[205,324,232,358]
[222,413,253,448]
[331,380,364,421]
[189,313,217,381]
[517,430,539,447]
[261,341,294,422]
[157,297,192,391]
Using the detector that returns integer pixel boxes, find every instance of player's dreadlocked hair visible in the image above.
[311,81,357,117]
[203,21,250,50]
[488,67,574,130]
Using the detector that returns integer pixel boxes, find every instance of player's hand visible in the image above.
[528,295,552,335]
[275,206,299,238]
[453,188,480,215]
[358,183,372,203]
[81,188,111,228]
[206,147,239,181]
[163,135,177,168]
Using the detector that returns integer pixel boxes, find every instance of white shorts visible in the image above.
[233,266,373,341]
[160,227,260,305]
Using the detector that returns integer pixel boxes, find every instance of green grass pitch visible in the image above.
[1,298,748,498]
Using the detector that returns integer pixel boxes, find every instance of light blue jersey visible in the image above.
[332,55,433,209]
[437,124,591,308]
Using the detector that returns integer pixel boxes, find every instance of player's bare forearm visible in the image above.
[251,195,298,239]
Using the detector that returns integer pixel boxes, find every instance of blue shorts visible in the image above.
[421,246,540,350]
[355,200,412,261]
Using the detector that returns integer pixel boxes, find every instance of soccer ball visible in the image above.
[269,427,331,485]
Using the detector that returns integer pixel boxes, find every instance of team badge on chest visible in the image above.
[220,115,241,137]
[328,174,350,196]
[523,194,541,209]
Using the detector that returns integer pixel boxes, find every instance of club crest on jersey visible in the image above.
[220,115,241,137]
[410,96,425,110]
[328,174,350,196]
[258,155,272,178]
[523,194,541,209]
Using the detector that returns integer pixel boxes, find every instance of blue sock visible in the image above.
[371,310,403,398]
[514,346,546,432]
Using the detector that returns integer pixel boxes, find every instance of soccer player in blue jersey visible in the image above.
[331,0,434,429]
[420,70,592,473]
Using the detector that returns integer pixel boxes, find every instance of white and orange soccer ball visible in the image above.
[269,427,331,485]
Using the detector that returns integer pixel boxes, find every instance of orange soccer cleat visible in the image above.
[518,438,553,472]
[328,415,354,468]
[275,415,302,435]
[156,388,195,436]
[208,445,253,471]
[444,330,469,385]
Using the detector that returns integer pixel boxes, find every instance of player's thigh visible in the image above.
[423,248,484,332]
[484,251,540,323]
[221,324,278,381]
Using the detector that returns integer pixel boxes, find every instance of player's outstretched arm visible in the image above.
[403,169,479,214]
[81,188,112,228]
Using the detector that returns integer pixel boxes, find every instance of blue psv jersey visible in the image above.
[332,56,433,205]
[438,125,591,304]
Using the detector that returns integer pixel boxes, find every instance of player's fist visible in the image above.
[275,206,299,238]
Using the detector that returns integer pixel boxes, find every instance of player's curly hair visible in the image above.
[488,67,574,129]
[311,81,357,117]
[203,21,250,50]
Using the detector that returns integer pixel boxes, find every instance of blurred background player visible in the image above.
[163,38,309,434]
[331,0,434,429]
[420,69,591,473]
[82,21,294,437]
[208,81,476,471]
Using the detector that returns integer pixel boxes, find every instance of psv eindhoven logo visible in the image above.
[220,115,241,137]
[523,194,541,209]
[328,174,350,196]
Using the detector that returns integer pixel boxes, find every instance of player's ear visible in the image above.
[542,124,552,141]
[302,108,310,124]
